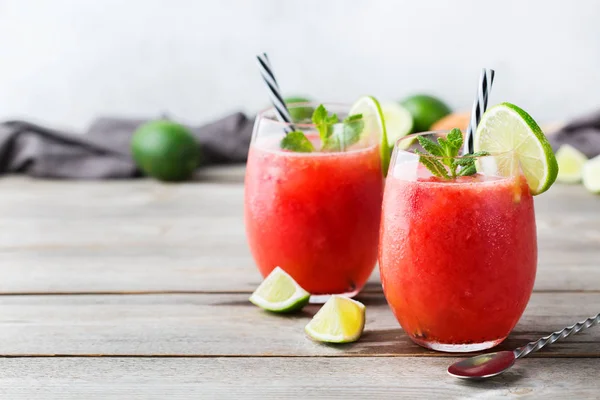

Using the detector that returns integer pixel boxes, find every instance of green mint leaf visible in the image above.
[453,151,490,176]
[437,137,449,154]
[312,104,328,124]
[341,114,365,147]
[416,150,449,179]
[436,137,453,167]
[457,163,477,176]
[452,157,474,167]
[417,136,444,157]
[446,128,463,154]
[312,104,339,143]
[322,114,365,151]
[453,152,490,167]
[345,113,363,123]
[417,129,478,178]
[280,131,315,153]
[452,157,475,176]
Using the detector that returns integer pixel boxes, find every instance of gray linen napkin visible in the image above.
[549,110,600,158]
[0,113,254,179]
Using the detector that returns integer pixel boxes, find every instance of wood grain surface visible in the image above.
[0,167,597,398]
[0,173,597,294]
[0,292,597,357]
[0,358,598,399]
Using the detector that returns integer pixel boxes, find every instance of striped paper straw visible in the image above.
[256,53,295,133]
[463,68,495,155]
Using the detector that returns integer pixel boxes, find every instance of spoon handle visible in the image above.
[514,313,600,359]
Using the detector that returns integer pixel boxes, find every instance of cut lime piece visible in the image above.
[556,144,588,184]
[381,102,414,150]
[249,267,310,313]
[583,155,600,194]
[474,102,558,195]
[349,96,390,176]
[305,296,365,343]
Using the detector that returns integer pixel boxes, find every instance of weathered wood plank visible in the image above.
[0,293,597,357]
[0,246,596,294]
[0,357,598,399]
[0,173,597,293]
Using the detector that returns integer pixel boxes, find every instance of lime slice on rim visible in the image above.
[555,144,587,184]
[474,102,558,195]
[349,96,390,176]
[583,155,600,194]
[249,267,310,313]
[381,102,414,150]
[305,295,365,343]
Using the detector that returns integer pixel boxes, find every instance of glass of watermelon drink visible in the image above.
[245,103,384,302]
[379,131,537,352]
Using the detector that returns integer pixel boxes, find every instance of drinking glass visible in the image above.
[245,103,383,302]
[379,131,537,352]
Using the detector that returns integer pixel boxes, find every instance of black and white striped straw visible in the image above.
[463,68,495,155]
[256,53,295,133]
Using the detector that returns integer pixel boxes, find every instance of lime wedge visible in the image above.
[349,96,390,176]
[583,155,600,194]
[556,144,588,183]
[381,102,414,150]
[305,296,365,343]
[474,102,558,195]
[249,267,310,313]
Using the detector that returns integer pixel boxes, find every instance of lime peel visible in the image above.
[349,96,390,176]
[249,267,310,313]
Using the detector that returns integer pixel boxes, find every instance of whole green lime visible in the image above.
[400,94,452,133]
[284,96,313,123]
[131,120,200,182]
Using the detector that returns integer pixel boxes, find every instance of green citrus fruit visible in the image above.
[284,96,313,122]
[400,94,451,133]
[249,267,310,313]
[131,120,200,182]
[474,103,558,195]
[305,296,366,343]
[555,144,587,184]
[349,96,390,176]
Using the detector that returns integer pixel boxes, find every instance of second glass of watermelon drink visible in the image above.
[379,131,537,352]
[245,103,383,302]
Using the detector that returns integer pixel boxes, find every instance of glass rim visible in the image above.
[394,130,514,160]
[256,102,374,129]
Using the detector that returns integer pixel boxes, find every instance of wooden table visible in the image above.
[0,167,598,399]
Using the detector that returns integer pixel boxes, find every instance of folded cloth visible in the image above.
[549,110,600,158]
[0,113,254,179]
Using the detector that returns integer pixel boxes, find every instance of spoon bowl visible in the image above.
[447,351,516,379]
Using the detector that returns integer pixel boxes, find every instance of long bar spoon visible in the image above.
[448,313,600,379]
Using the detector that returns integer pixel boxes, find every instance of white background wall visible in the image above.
[0,0,599,131]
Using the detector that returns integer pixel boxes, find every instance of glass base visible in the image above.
[410,337,506,353]
[309,288,361,304]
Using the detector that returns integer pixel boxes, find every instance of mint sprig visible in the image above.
[312,104,339,143]
[322,114,365,151]
[416,128,489,179]
[280,131,316,152]
[279,105,364,153]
